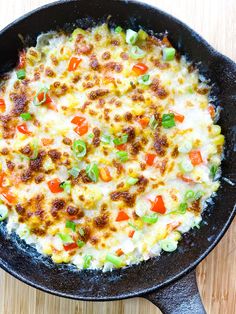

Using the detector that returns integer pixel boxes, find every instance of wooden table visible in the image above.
[0,1,235,313]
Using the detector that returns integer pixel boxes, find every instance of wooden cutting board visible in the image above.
[0,1,235,313]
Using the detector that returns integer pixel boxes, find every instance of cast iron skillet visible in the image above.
[0,1,235,313]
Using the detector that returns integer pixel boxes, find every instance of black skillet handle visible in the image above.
[143,270,206,314]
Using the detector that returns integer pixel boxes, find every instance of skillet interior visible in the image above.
[0,0,235,300]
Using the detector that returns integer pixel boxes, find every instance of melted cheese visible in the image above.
[0,24,224,270]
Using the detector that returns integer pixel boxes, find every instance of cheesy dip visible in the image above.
[0,24,224,270]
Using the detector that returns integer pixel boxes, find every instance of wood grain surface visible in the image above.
[0,1,235,313]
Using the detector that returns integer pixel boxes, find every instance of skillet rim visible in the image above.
[0,0,235,301]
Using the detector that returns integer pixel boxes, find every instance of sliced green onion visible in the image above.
[138,74,151,85]
[187,86,194,94]
[113,134,128,145]
[115,26,123,34]
[72,140,87,158]
[106,253,122,268]
[179,158,194,173]
[194,190,204,200]
[58,233,74,243]
[127,177,139,185]
[184,190,195,201]
[77,239,85,248]
[130,46,146,59]
[178,202,188,214]
[0,204,8,221]
[68,167,80,178]
[86,163,99,182]
[162,113,176,129]
[138,29,148,41]
[101,134,111,144]
[149,115,158,129]
[160,239,178,252]
[193,221,201,229]
[141,213,158,224]
[210,164,218,180]
[116,151,128,162]
[128,222,139,231]
[178,141,192,153]
[16,69,26,80]
[83,255,92,269]
[60,181,71,193]
[88,133,94,139]
[33,87,48,106]
[20,112,32,121]
[126,29,138,45]
[66,220,76,232]
[78,227,85,236]
[162,47,176,61]
[31,138,39,160]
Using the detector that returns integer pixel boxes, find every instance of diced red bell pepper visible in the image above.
[47,178,63,193]
[0,172,5,187]
[177,173,195,184]
[128,230,135,238]
[170,110,185,123]
[132,63,148,75]
[63,243,78,251]
[116,248,124,256]
[189,150,203,166]
[1,188,16,204]
[17,123,32,135]
[74,121,88,136]
[145,153,156,166]
[116,144,127,151]
[116,211,130,222]
[151,195,166,214]
[68,57,82,71]
[0,99,6,112]
[71,116,86,126]
[100,167,112,182]
[37,91,52,104]
[138,117,149,128]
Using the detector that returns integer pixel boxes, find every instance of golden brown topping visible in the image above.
[1,147,9,155]
[104,61,123,73]
[20,144,32,156]
[51,199,65,217]
[130,141,142,156]
[10,93,29,116]
[93,213,109,229]
[15,204,26,215]
[89,58,100,71]
[92,127,101,147]
[110,191,136,207]
[35,174,44,184]
[123,126,135,142]
[88,89,109,100]
[48,149,61,161]
[6,160,15,171]
[21,169,32,183]
[124,112,133,122]
[154,130,168,156]
[120,52,129,60]
[62,137,72,145]
[102,51,111,60]
[151,78,169,99]
[45,66,55,77]
[50,81,68,97]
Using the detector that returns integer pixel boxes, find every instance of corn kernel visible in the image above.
[212,134,224,145]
